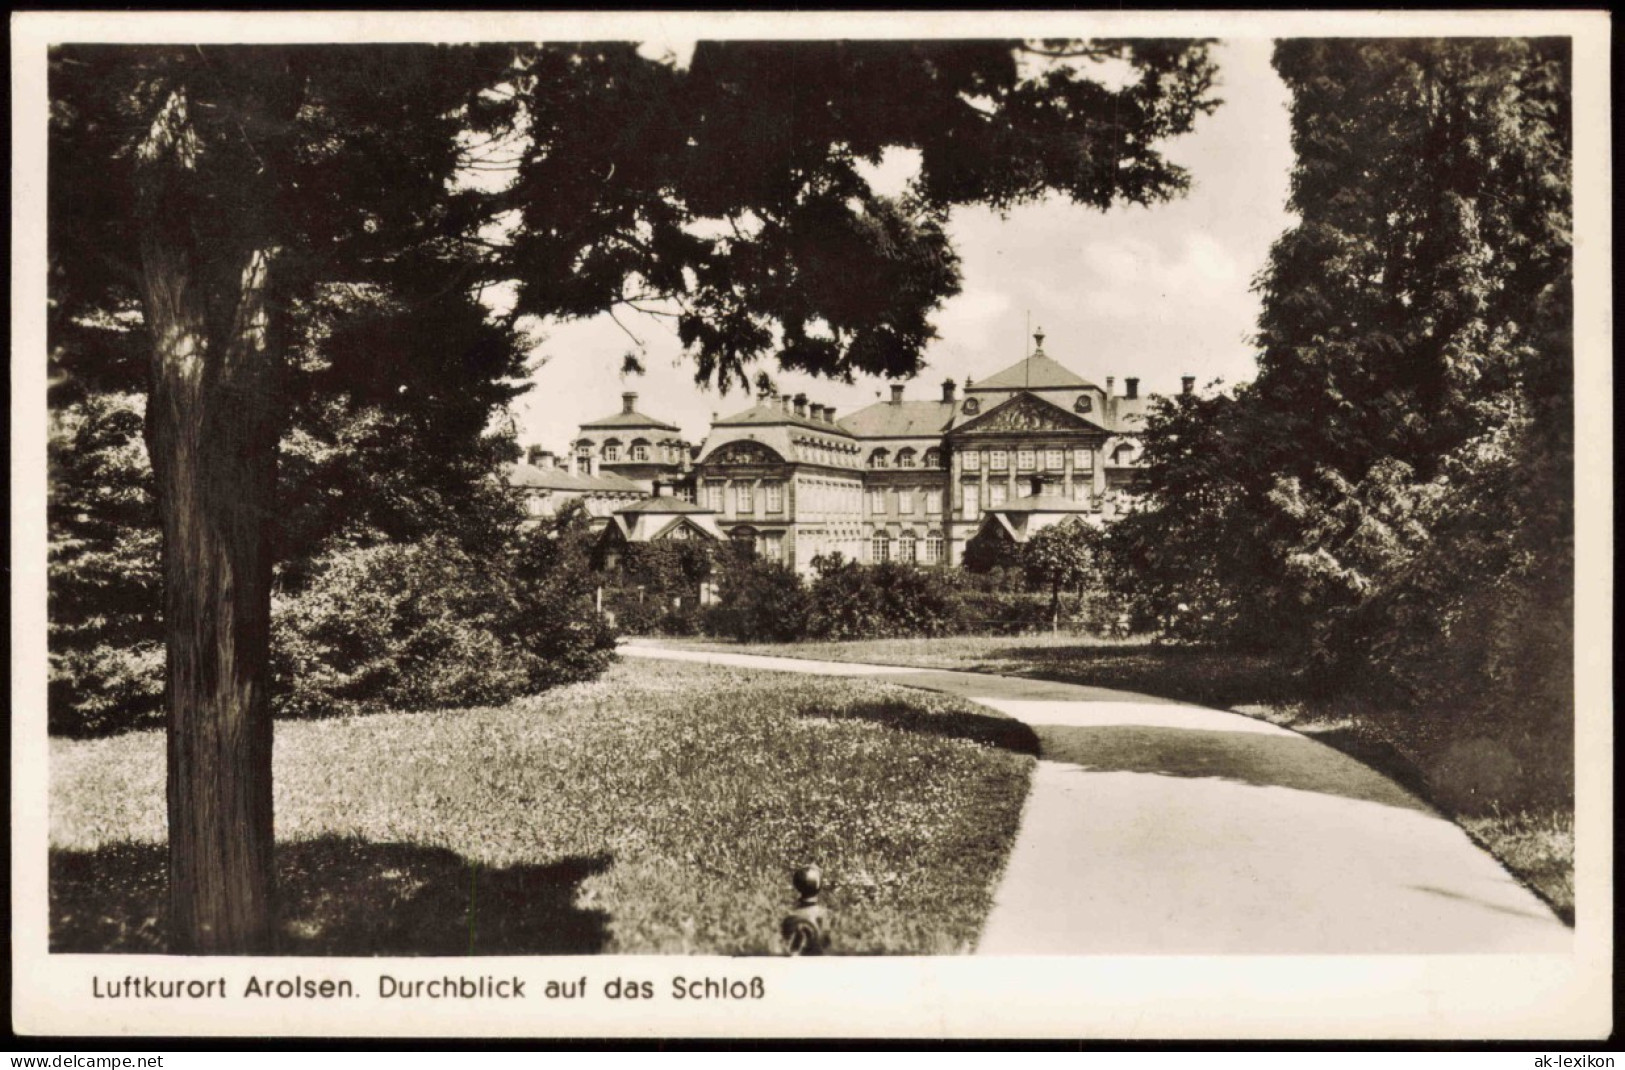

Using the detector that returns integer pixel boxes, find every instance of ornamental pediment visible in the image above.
[704,440,784,465]
[950,392,1106,436]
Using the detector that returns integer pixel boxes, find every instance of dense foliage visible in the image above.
[274,505,615,719]
[1109,40,1573,808]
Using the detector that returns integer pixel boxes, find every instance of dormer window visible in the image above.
[896,448,917,469]
[962,398,981,415]
[1074,395,1093,413]
[602,440,621,462]
[868,448,890,469]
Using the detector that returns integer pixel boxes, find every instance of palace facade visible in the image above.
[524,330,1178,573]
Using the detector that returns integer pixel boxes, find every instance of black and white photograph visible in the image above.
[10,10,1612,1041]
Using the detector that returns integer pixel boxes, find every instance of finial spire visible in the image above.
[1033,327,1046,355]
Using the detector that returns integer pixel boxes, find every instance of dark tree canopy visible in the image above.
[1109,40,1573,792]
[504,40,1219,387]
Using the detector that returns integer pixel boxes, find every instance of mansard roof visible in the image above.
[838,399,955,439]
[969,351,1097,392]
[579,409,681,432]
[614,497,715,515]
[713,399,853,436]
[506,463,644,494]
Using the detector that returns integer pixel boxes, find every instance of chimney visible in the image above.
[808,403,822,422]
[942,378,956,403]
[794,393,808,417]
[1106,376,1115,397]
[526,444,545,466]
[824,406,837,424]
[1181,375,1195,396]
[890,383,904,406]
[781,396,793,413]
[622,392,637,415]
[1125,377,1140,400]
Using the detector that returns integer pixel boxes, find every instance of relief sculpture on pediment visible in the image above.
[964,394,1088,434]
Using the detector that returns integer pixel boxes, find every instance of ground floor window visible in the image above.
[925,534,944,564]
[898,532,918,564]
[871,533,891,562]
[762,531,784,561]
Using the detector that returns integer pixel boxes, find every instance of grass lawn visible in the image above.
[51,660,1036,955]
[647,634,1574,924]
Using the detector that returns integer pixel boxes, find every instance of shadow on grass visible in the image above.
[1033,723,1433,814]
[989,644,1298,709]
[51,837,611,956]
[796,701,1041,758]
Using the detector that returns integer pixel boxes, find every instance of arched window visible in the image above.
[897,531,918,564]
[731,527,758,556]
[868,448,890,469]
[922,448,942,469]
[895,448,917,469]
[1074,395,1093,413]
[962,398,981,415]
[871,533,891,563]
[602,439,622,462]
[1112,442,1137,465]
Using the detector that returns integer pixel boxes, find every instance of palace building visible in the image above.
[524,329,1175,572]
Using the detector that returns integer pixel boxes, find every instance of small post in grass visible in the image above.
[780,865,831,956]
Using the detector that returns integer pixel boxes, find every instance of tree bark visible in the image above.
[137,83,283,954]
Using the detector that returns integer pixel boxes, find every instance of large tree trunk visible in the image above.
[137,84,283,954]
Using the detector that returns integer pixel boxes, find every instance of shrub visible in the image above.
[707,553,811,642]
[273,506,615,718]
[806,556,956,640]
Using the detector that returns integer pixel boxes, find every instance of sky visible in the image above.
[509,38,1296,452]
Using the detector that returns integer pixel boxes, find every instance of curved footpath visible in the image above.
[621,642,1570,954]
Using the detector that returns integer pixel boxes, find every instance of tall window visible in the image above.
[735,483,754,515]
[963,485,980,518]
[869,488,887,516]
[925,489,942,515]
[896,448,916,469]
[897,532,918,564]
[602,441,621,462]
[706,483,724,511]
[963,450,981,470]
[1017,448,1036,470]
[765,482,784,513]
[897,488,914,515]
[989,449,1008,470]
[925,533,944,565]
[871,533,891,562]
[1045,448,1064,470]
[762,532,784,562]
[989,483,1008,507]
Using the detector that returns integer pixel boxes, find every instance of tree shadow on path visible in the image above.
[795,699,1040,757]
[51,837,611,955]
[1034,723,1433,814]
